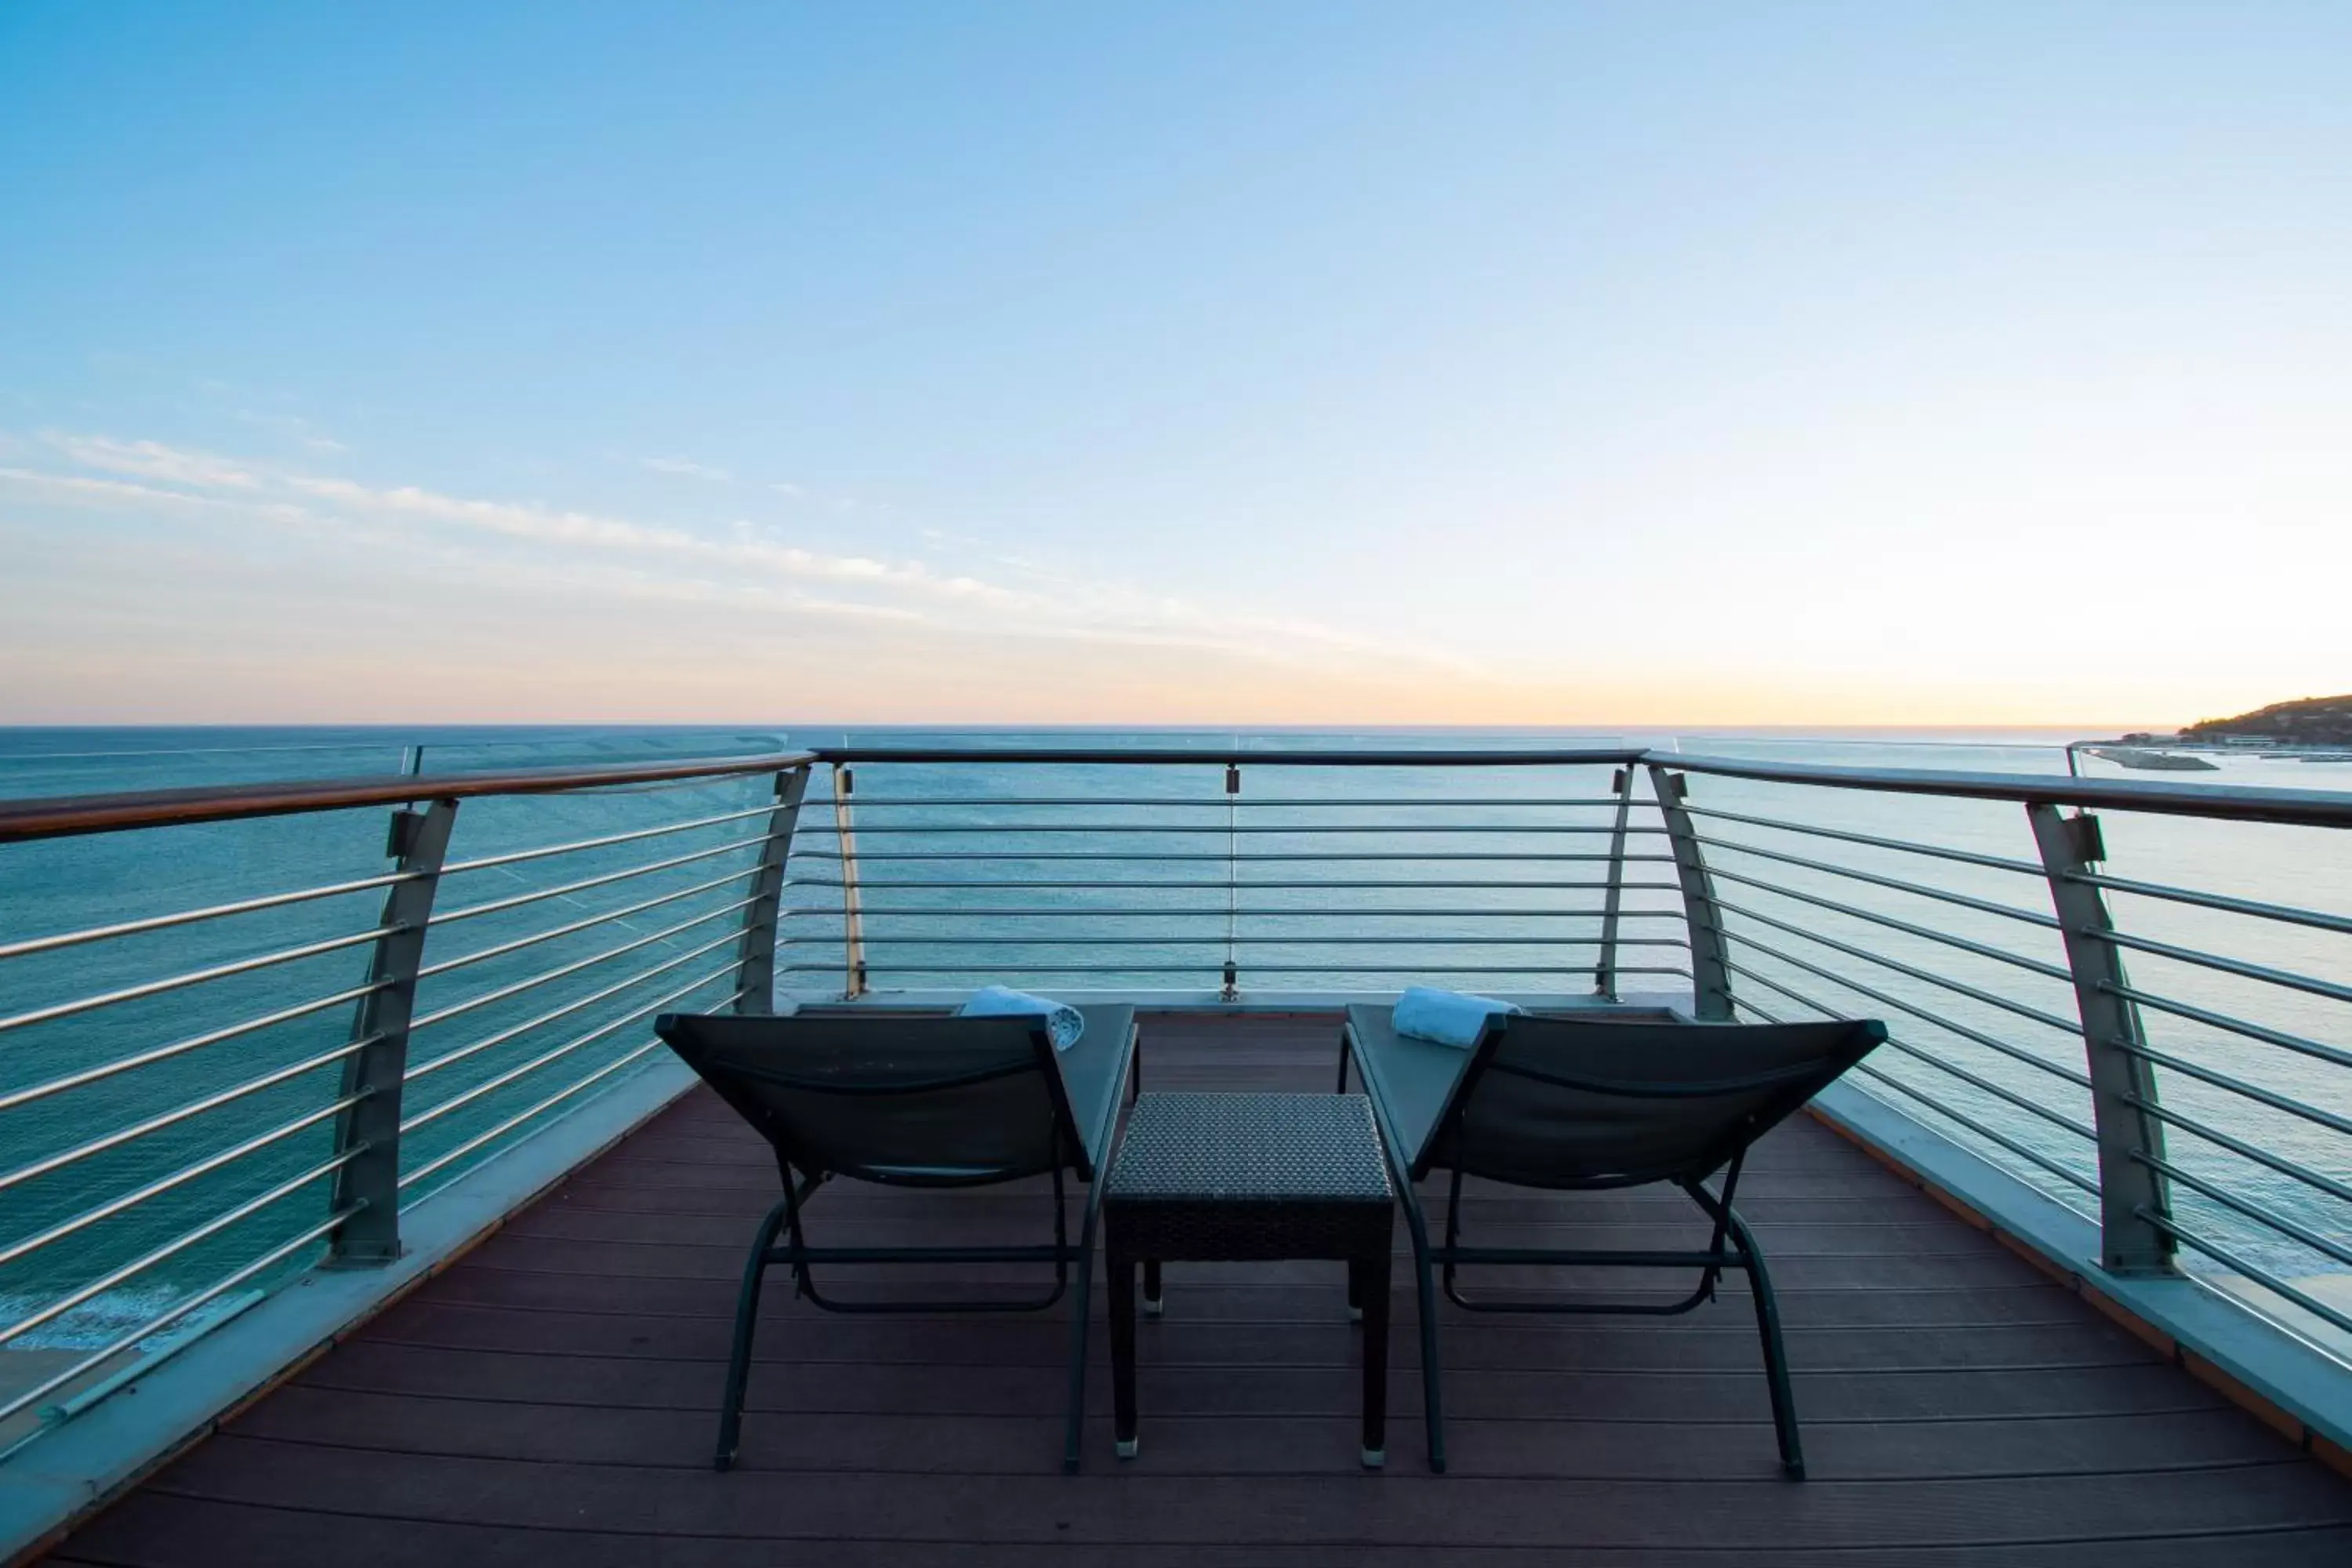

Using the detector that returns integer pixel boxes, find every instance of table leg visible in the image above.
[1358,1253,1391,1468]
[1110,1250,1139,1458]
[1142,1258,1163,1318]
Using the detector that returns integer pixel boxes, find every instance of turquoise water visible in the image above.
[1,725,2347,1365]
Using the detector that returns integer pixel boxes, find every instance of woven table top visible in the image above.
[1106,1092,1393,1206]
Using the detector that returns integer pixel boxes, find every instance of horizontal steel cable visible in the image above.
[0,979,388,1115]
[430,833,768,925]
[0,1036,381,1196]
[398,1032,704,1196]
[0,1091,366,1270]
[1712,894,2080,1034]
[1722,963,2095,1141]
[1701,862,2069,980]
[1697,835,2059,928]
[0,870,416,962]
[418,865,760,978]
[0,924,400,1036]
[1679,804,2044,876]
[0,1148,367,1349]
[401,960,742,1134]
[2068,870,2352,938]
[0,1204,362,1428]
[1715,931,2090,1087]
[1730,991,2098,1196]
[439,803,779,874]
[402,927,746,1085]
[407,896,757,1033]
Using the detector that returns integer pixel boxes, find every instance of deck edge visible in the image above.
[1807,1080,2352,1480]
[0,1058,700,1568]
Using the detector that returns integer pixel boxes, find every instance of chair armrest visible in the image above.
[1345,1004,1476,1181]
[1056,1004,1138,1180]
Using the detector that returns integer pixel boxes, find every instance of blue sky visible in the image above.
[2,3,2346,725]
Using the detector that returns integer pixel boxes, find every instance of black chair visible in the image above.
[1338,1008,1886,1477]
[655,1005,1138,1473]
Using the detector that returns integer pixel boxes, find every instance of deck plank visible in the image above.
[42,1014,2352,1565]
[52,1494,2352,1568]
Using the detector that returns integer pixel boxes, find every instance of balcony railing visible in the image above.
[0,740,2346,1466]
[0,750,809,1452]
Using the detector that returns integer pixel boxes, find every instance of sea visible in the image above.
[1,724,2347,1381]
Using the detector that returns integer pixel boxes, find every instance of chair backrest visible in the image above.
[654,1012,1080,1187]
[1424,1017,1886,1189]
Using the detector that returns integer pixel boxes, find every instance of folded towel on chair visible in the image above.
[1392,985,1523,1050]
[957,985,1086,1051]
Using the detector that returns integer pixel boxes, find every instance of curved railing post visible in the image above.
[735,765,810,1015]
[327,796,459,1264]
[1593,766,1636,1000]
[2027,804,2176,1276]
[1647,766,1732,1021]
[832,764,868,1000]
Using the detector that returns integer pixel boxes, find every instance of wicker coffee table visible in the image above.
[1102,1091,1396,1467]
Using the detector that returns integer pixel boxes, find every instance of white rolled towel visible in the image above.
[957,985,1085,1051]
[1392,985,1523,1050]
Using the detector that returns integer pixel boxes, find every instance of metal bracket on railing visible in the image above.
[1646,766,1732,1021]
[326,795,459,1265]
[1594,767,1636,1000]
[833,764,868,1000]
[2027,804,2175,1276]
[735,766,810,1015]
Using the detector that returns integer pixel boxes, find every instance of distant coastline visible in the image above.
[2082,694,2352,766]
[2180,694,2352,749]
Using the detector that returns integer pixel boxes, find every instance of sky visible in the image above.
[2,2,2347,729]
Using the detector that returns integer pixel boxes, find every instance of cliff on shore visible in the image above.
[2180,695,2352,747]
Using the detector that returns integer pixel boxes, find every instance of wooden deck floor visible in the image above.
[45,1016,2352,1566]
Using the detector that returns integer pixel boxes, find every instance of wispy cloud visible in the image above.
[0,464,225,508]
[37,430,260,490]
[6,429,1486,686]
[639,455,733,482]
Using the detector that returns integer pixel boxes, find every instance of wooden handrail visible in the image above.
[0,753,817,844]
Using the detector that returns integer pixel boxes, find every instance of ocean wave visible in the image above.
[0,1286,248,1353]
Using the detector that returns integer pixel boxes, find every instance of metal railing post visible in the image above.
[735,765,810,1015]
[326,796,459,1263]
[833,764,868,1000]
[1647,766,1733,1021]
[1594,766,1635,1000]
[1222,761,1240,1001]
[2027,804,2175,1276]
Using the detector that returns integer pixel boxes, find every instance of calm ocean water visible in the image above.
[2,725,2347,1359]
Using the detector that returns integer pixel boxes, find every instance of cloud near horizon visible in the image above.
[0,429,1527,724]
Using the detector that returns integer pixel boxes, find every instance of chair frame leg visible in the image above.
[1723,1203,1803,1477]
[1064,1156,1109,1473]
[1346,1025,1446,1475]
[1334,1017,1833,1481]
[705,1025,1140,1476]
[713,1193,796,1471]
[1400,1149,1806,1480]
[717,1156,1092,1472]
[1356,1252,1392,1468]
